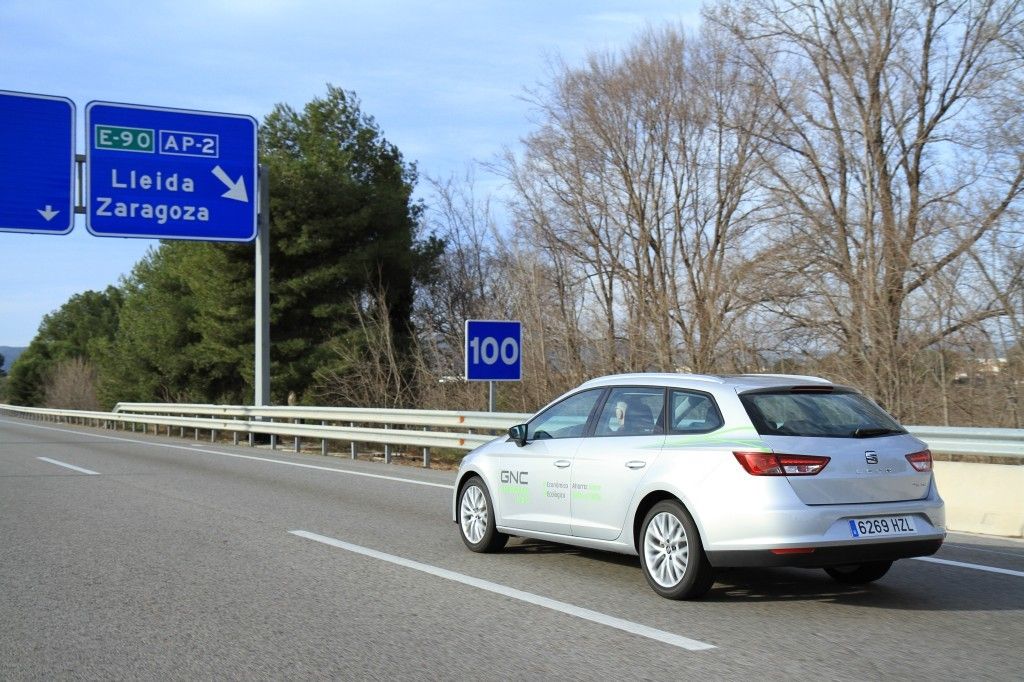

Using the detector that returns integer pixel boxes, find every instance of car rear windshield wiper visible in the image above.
[851,427,903,438]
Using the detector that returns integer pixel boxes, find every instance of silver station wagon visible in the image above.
[453,373,945,599]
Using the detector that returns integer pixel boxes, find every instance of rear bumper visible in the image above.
[707,537,943,568]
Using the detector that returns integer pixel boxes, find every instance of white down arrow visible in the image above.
[37,205,60,221]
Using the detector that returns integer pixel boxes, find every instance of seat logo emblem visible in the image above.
[864,451,879,464]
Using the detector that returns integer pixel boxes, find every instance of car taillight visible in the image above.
[733,451,830,476]
[905,449,932,472]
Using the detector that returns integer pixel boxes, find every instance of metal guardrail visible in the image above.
[903,425,1024,458]
[112,402,528,431]
[0,403,514,467]
[2,403,1021,464]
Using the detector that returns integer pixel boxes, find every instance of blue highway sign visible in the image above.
[465,320,522,381]
[86,102,257,241]
[0,90,75,235]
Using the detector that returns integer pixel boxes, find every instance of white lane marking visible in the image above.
[913,556,1024,578]
[941,542,1024,560]
[1,418,453,490]
[36,457,100,475]
[947,532,1024,546]
[289,529,715,652]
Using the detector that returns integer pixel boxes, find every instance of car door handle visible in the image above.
[625,460,647,470]
[553,460,571,469]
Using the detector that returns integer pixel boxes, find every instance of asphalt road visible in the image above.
[1,416,1022,680]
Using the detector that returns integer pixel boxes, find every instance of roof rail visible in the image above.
[582,373,726,385]
[739,373,831,383]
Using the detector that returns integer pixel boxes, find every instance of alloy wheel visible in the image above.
[460,484,488,545]
[643,511,690,588]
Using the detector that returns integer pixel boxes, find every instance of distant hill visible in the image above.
[0,346,27,372]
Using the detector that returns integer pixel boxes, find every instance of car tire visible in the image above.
[824,561,893,584]
[458,476,508,553]
[639,500,715,599]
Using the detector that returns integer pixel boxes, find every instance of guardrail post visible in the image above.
[211,428,217,443]
[384,424,391,464]
[320,421,327,456]
[422,427,430,468]
[248,431,254,447]
[350,422,356,459]
[294,419,300,453]
[233,426,239,446]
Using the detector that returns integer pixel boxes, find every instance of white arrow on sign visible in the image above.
[211,166,248,202]
[37,205,60,221]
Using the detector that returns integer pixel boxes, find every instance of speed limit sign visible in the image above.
[464,320,522,381]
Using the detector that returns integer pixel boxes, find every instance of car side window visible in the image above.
[528,389,603,440]
[594,387,665,437]
[669,390,723,434]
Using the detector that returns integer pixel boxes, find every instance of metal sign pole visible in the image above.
[488,380,496,412]
[254,165,270,406]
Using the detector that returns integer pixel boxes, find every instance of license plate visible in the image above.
[849,515,916,538]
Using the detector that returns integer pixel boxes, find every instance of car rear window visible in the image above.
[739,389,905,438]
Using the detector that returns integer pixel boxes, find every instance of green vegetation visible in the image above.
[5,288,122,406]
[260,85,438,400]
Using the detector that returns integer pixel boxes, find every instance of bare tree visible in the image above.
[417,172,506,342]
[505,25,773,375]
[313,291,419,409]
[709,0,1024,416]
[44,357,101,411]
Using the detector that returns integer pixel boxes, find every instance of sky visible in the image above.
[0,0,702,346]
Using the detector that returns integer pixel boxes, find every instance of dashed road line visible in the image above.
[913,556,1024,578]
[289,529,716,652]
[941,542,1024,559]
[36,456,100,475]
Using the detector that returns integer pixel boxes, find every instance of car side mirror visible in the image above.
[508,424,528,447]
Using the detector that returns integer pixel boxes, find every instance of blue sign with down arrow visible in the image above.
[0,90,75,235]
[86,101,257,241]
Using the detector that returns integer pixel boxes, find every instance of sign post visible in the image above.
[0,90,75,235]
[85,101,257,241]
[464,320,522,411]
[255,166,270,407]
